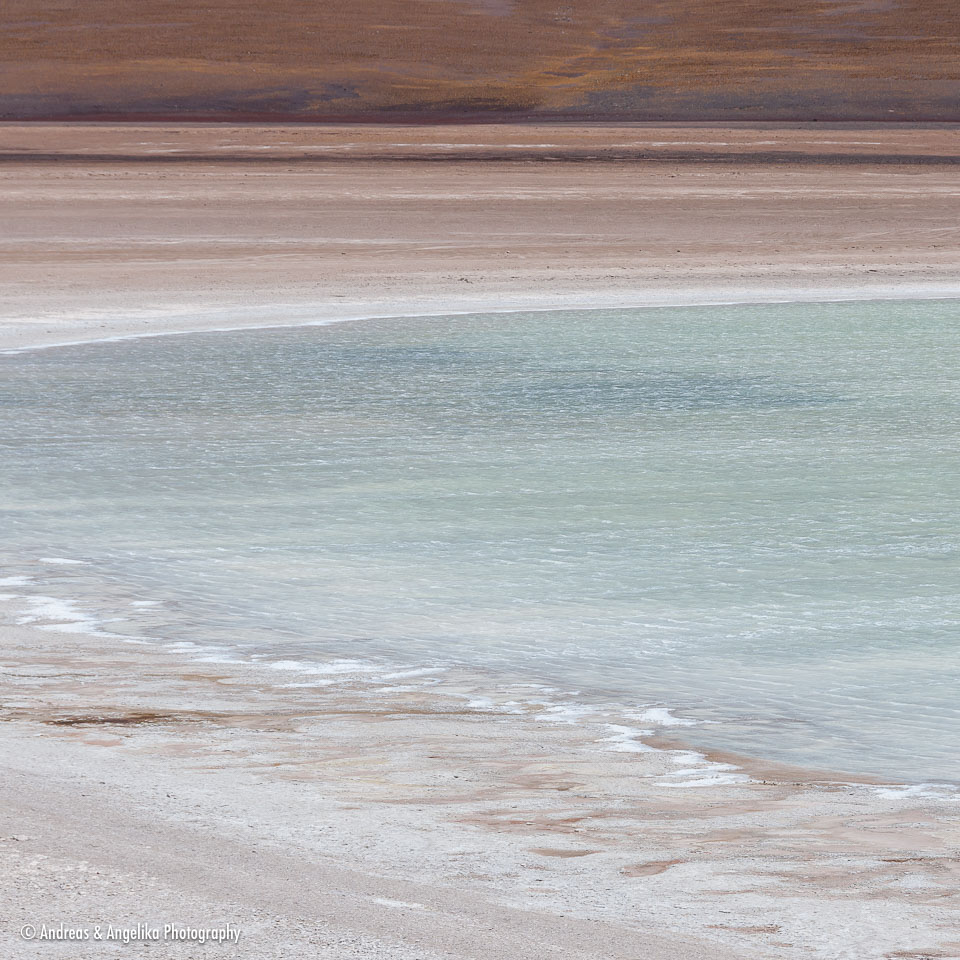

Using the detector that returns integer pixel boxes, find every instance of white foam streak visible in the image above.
[874,783,960,801]
[536,704,598,724]
[14,594,143,641]
[662,750,749,788]
[600,724,656,753]
[628,707,699,727]
[267,658,380,676]
[376,667,445,680]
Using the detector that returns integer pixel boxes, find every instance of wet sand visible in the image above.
[2,124,960,958]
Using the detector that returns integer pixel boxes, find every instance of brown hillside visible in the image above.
[3,0,959,120]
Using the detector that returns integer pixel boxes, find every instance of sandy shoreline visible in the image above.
[7,286,960,358]
[2,125,960,958]
[3,124,960,353]
[1,579,958,960]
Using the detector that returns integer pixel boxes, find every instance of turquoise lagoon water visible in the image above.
[2,300,959,782]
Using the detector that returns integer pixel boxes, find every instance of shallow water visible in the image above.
[2,300,959,781]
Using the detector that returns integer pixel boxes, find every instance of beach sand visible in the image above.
[2,124,960,959]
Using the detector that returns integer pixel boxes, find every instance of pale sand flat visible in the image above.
[1,124,959,353]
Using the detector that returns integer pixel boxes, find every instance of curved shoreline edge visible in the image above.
[4,282,960,355]
[3,293,960,795]
[3,324,959,959]
[0,559,908,791]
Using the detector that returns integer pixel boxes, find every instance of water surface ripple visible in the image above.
[2,301,959,781]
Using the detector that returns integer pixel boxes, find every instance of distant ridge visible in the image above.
[3,0,959,121]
